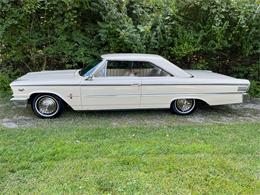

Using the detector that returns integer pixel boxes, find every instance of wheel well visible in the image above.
[28,93,68,107]
[170,98,209,107]
[195,99,209,106]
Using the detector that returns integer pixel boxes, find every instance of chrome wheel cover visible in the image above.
[175,99,195,114]
[35,96,59,117]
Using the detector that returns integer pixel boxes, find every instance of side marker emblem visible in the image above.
[18,88,25,92]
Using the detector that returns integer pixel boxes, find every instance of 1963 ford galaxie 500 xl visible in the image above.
[10,53,250,118]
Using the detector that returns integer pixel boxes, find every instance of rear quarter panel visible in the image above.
[141,77,247,107]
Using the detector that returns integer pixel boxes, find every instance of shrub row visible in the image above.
[0,0,259,95]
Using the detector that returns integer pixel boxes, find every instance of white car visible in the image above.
[10,53,250,118]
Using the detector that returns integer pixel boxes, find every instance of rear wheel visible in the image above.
[170,99,196,115]
[32,94,64,118]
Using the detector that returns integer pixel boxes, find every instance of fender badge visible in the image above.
[18,88,25,92]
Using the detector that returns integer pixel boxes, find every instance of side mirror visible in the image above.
[85,75,93,81]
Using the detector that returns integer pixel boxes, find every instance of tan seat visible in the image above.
[106,68,169,77]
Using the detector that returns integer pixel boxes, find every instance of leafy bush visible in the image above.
[0,0,259,94]
[0,73,12,92]
[249,80,260,97]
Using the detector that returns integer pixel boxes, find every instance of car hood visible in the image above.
[11,70,81,86]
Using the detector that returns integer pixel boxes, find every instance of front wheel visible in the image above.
[32,94,64,118]
[170,99,196,115]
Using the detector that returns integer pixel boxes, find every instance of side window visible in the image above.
[96,61,136,77]
[107,61,134,76]
[133,61,171,77]
[95,61,171,77]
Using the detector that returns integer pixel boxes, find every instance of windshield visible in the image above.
[79,60,102,76]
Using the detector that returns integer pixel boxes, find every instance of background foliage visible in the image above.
[0,0,259,95]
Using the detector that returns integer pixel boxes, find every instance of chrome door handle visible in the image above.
[131,83,141,87]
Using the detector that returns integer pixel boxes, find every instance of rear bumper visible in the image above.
[10,97,28,108]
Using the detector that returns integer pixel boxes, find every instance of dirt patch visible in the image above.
[1,116,34,128]
[230,102,260,110]
[2,119,18,128]
[178,100,260,124]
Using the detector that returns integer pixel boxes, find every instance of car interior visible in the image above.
[95,61,171,77]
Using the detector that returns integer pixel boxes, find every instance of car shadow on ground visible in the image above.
[61,102,214,116]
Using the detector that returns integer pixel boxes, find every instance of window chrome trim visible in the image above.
[94,60,174,77]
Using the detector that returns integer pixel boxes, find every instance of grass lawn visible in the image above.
[0,122,260,194]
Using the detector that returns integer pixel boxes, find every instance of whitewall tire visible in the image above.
[32,94,64,118]
[170,99,196,115]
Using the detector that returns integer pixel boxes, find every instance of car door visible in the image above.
[81,61,141,110]
[133,61,174,109]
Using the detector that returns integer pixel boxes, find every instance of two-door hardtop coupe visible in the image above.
[10,53,250,118]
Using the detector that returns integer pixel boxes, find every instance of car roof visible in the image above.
[100,53,192,78]
[101,53,164,61]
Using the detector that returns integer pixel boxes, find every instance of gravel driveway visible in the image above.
[1,94,260,129]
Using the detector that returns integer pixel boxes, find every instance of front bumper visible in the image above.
[10,97,28,108]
